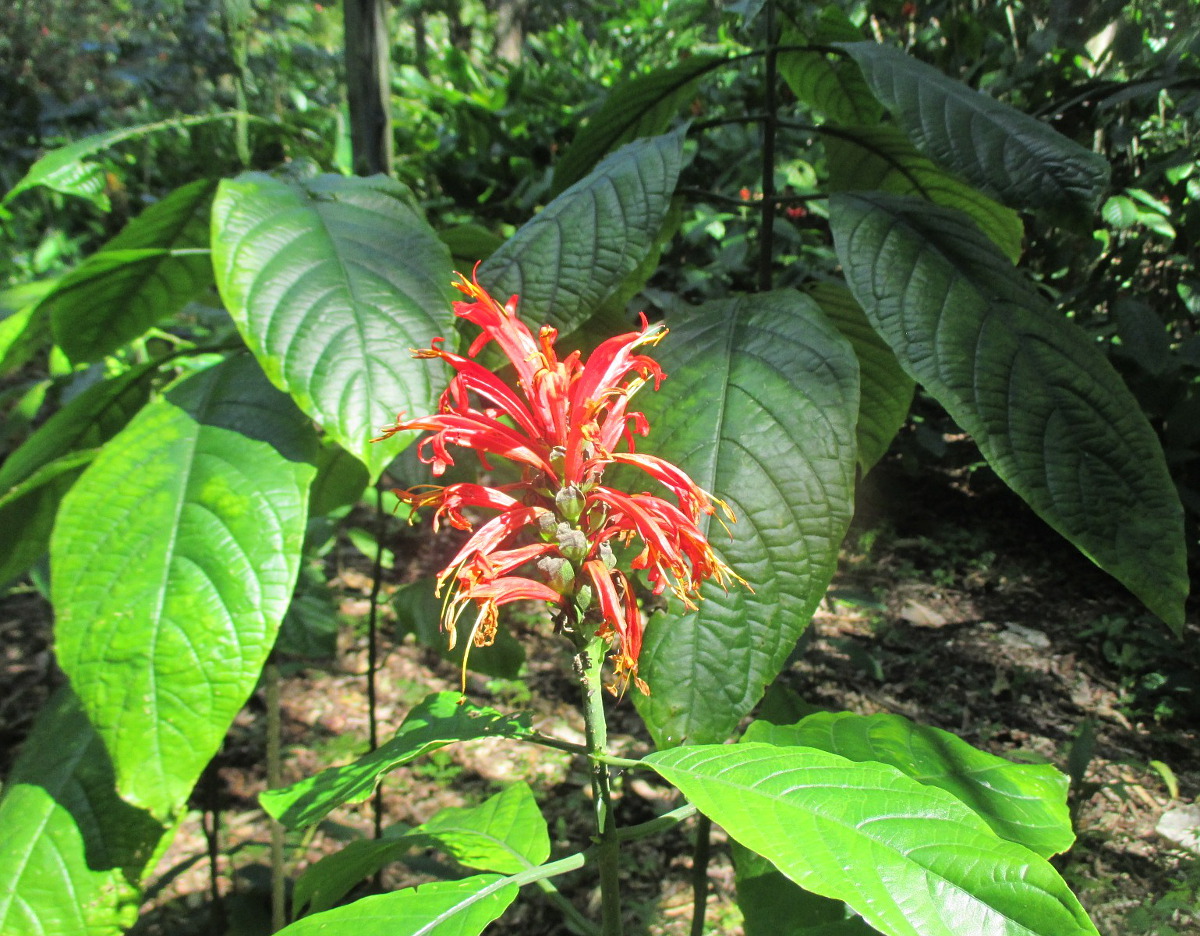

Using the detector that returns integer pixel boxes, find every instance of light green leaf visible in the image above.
[480,128,686,335]
[648,743,1099,936]
[552,58,719,195]
[830,192,1187,630]
[823,125,1024,262]
[45,178,216,363]
[0,280,58,374]
[294,783,549,916]
[806,282,913,473]
[4,113,242,209]
[279,876,517,936]
[261,692,536,829]
[0,450,95,588]
[53,355,317,818]
[633,292,859,746]
[744,711,1073,858]
[840,43,1110,222]
[212,172,456,478]
[0,689,166,936]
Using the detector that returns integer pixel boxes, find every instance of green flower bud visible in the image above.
[537,556,576,594]
[598,540,616,570]
[537,511,559,541]
[555,484,586,523]
[556,526,589,563]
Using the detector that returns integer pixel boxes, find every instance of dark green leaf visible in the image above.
[261,692,536,829]
[0,688,166,936]
[830,192,1187,630]
[823,125,1023,262]
[806,283,913,473]
[1113,298,1173,376]
[276,562,339,660]
[0,450,95,588]
[0,280,57,374]
[52,355,317,818]
[551,58,719,195]
[840,43,1111,222]
[744,711,1073,858]
[212,172,456,478]
[309,439,371,517]
[4,113,241,209]
[479,129,686,335]
[648,743,1099,936]
[279,876,517,936]
[779,11,882,125]
[633,292,859,746]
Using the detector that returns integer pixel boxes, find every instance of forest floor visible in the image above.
[4,448,1199,936]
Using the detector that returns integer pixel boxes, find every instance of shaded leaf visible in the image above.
[479,129,686,335]
[0,688,166,936]
[552,58,719,195]
[779,10,882,125]
[744,711,1073,858]
[633,292,859,746]
[212,172,456,478]
[806,282,913,473]
[648,743,1099,936]
[840,42,1110,222]
[53,355,317,818]
[261,692,536,829]
[830,192,1187,630]
[823,124,1023,262]
[0,280,57,374]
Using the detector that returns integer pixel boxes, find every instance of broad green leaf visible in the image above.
[53,355,317,818]
[840,43,1110,222]
[807,282,913,473]
[744,712,1073,858]
[0,689,166,936]
[3,113,242,209]
[393,578,526,679]
[212,172,456,478]
[0,280,57,374]
[294,783,549,916]
[479,128,686,335]
[648,743,1100,936]
[0,364,158,586]
[779,10,882,125]
[633,292,859,746]
[735,843,880,936]
[45,178,216,363]
[830,193,1188,630]
[279,876,517,936]
[261,692,536,829]
[309,439,371,517]
[551,58,719,195]
[276,561,339,660]
[1112,298,1173,376]
[0,450,95,588]
[823,125,1024,262]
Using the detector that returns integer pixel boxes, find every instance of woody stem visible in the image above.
[577,637,623,936]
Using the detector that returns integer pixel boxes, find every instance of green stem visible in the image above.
[576,639,623,936]
[689,814,712,936]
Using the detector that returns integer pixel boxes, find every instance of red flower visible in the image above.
[374,270,744,694]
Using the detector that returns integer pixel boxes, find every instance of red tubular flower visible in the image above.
[374,269,744,694]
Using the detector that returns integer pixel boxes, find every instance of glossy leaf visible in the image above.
[735,843,880,936]
[261,692,536,829]
[0,280,57,374]
[633,292,859,746]
[0,364,158,586]
[53,355,317,818]
[840,42,1110,222]
[744,712,1073,858]
[830,192,1187,630]
[279,876,517,936]
[551,58,719,195]
[479,128,686,335]
[294,783,549,916]
[212,172,456,478]
[648,743,1100,936]
[3,113,240,209]
[45,178,216,363]
[0,689,165,936]
[823,125,1023,262]
[807,283,913,473]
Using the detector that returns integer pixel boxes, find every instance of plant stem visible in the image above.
[265,657,286,932]
[576,639,623,936]
[758,0,779,292]
[689,814,712,936]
